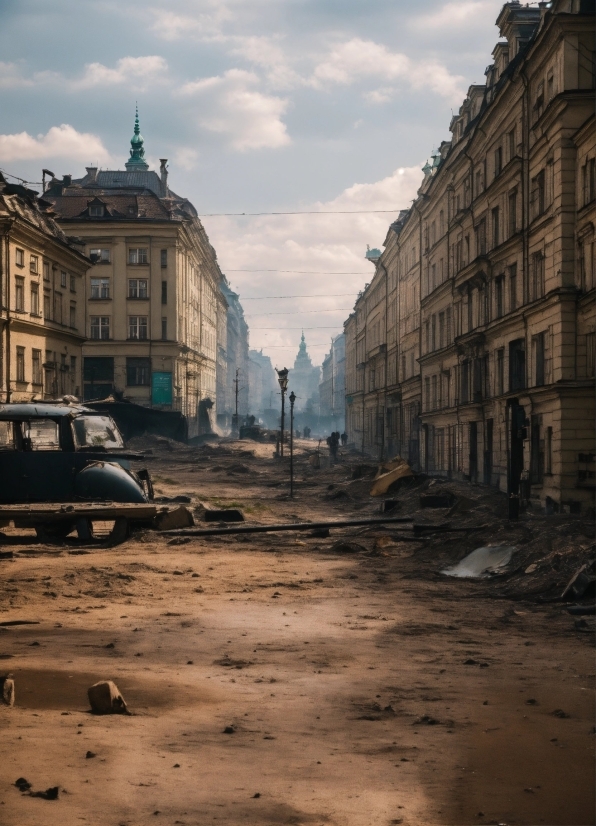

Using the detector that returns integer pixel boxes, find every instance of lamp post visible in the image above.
[289,391,296,497]
[276,367,289,458]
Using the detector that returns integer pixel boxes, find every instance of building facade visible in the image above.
[0,173,89,402]
[44,114,229,438]
[288,333,320,413]
[248,348,277,418]
[217,278,249,429]
[345,0,595,512]
[319,333,346,432]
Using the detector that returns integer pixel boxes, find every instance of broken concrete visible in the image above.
[88,680,130,715]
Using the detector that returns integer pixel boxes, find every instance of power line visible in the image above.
[245,307,353,316]
[227,269,369,274]
[203,209,400,216]
[251,325,340,330]
[242,292,358,300]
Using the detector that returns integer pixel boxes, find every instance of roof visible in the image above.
[95,170,164,197]
[0,403,93,420]
[49,191,171,221]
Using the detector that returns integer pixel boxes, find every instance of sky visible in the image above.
[0,0,511,368]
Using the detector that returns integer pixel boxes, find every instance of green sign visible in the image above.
[152,371,172,405]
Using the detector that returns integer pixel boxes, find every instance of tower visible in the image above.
[125,106,149,171]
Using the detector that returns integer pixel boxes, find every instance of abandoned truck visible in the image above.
[0,403,153,505]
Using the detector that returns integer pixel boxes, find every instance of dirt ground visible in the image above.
[0,436,594,826]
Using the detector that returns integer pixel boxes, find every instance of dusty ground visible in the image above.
[0,437,594,826]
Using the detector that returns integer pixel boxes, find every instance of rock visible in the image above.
[154,506,194,532]
[15,778,31,792]
[88,680,130,715]
[203,509,244,523]
[30,786,59,800]
[1,675,15,706]
[85,751,96,759]
[561,559,596,600]
[223,725,236,734]
[329,540,367,554]
[551,708,570,718]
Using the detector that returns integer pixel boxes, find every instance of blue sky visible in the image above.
[0,0,509,366]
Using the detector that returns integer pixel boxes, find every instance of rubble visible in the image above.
[88,680,130,715]
[441,545,516,579]
[1,675,15,706]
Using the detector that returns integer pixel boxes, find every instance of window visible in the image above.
[89,204,104,217]
[587,332,595,377]
[425,320,431,354]
[438,312,445,349]
[509,264,518,311]
[547,70,554,100]
[532,252,545,300]
[30,255,39,274]
[128,279,148,299]
[496,348,504,395]
[545,426,552,475]
[43,291,51,320]
[90,278,110,299]
[439,210,444,235]
[495,275,504,318]
[15,248,24,267]
[492,207,500,248]
[509,339,526,390]
[43,261,50,280]
[16,347,25,382]
[160,249,167,268]
[60,270,67,288]
[128,248,148,265]
[32,350,42,385]
[446,307,452,342]
[460,360,470,404]
[533,332,545,386]
[128,316,148,340]
[89,248,110,263]
[70,355,76,374]
[475,169,483,196]
[508,190,517,236]
[126,357,151,386]
[30,283,39,315]
[431,375,438,410]
[508,129,516,161]
[54,292,63,324]
[15,277,24,311]
[475,219,487,256]
[161,317,168,340]
[70,275,76,292]
[83,357,114,403]
[70,302,76,328]
[431,315,436,351]
[494,146,502,178]
[582,158,596,206]
[90,316,110,340]
[424,377,430,410]
[532,170,546,217]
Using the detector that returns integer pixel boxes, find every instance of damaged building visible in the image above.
[43,111,232,439]
[344,0,595,512]
[0,172,89,402]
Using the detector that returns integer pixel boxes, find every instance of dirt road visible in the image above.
[0,438,594,826]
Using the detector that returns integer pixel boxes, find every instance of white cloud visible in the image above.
[310,38,465,104]
[73,56,168,90]
[202,163,423,360]
[179,69,290,151]
[173,147,200,170]
[224,35,303,91]
[149,5,233,41]
[0,62,32,89]
[0,125,112,164]
[409,1,503,32]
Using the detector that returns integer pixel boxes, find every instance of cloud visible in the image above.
[0,61,32,89]
[149,5,233,41]
[73,56,168,90]
[408,1,503,33]
[179,69,290,151]
[0,124,112,164]
[310,38,465,104]
[202,163,424,361]
[173,147,200,170]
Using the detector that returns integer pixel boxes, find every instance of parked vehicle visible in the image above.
[0,403,153,506]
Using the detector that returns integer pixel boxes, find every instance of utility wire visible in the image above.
[203,210,400,216]
[226,269,369,274]
[251,325,340,330]
[242,292,358,300]
[245,307,353,315]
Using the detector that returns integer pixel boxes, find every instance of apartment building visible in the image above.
[319,333,346,431]
[344,0,595,512]
[44,114,229,438]
[0,173,88,402]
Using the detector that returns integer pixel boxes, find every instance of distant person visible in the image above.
[341,432,348,446]
[303,426,311,438]
[328,431,339,461]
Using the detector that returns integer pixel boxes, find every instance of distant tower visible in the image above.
[125,106,149,171]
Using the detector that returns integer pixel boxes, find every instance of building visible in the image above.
[248,348,277,418]
[345,0,595,512]
[44,112,229,438]
[0,172,89,402]
[319,333,346,432]
[217,277,249,429]
[288,333,320,413]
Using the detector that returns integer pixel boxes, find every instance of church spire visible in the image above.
[125,105,149,171]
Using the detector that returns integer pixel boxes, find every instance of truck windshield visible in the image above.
[72,415,124,449]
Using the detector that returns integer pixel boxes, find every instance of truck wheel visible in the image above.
[107,517,129,546]
[35,521,75,542]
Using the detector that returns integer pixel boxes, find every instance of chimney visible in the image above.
[63,174,72,188]
[159,159,168,196]
[85,166,98,184]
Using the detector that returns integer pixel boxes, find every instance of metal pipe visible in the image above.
[163,515,470,538]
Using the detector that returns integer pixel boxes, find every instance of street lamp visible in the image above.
[276,367,289,458]
[289,391,296,497]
